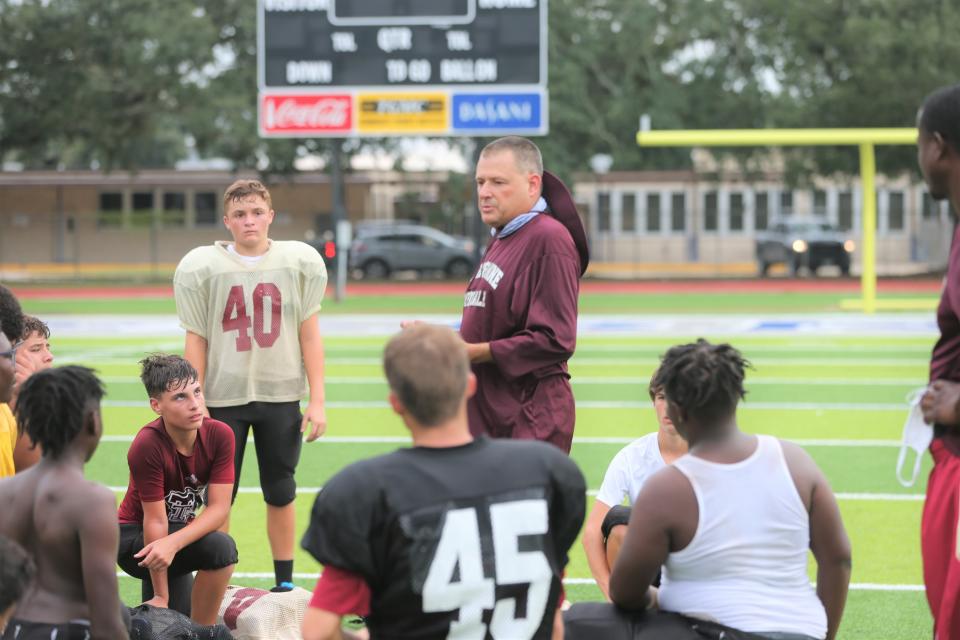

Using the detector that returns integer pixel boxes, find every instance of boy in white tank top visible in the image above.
[608,339,851,640]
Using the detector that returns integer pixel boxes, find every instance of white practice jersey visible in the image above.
[174,240,327,407]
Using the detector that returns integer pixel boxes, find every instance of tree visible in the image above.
[0,0,223,169]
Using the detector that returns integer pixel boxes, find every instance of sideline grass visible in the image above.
[54,330,933,639]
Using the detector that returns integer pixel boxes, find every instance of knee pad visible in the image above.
[262,475,297,507]
[601,505,632,542]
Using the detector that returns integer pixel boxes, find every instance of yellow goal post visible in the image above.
[635,127,918,313]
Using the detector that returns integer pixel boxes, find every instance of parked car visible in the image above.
[348,224,477,279]
[756,217,855,276]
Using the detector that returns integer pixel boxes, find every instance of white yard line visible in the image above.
[106,486,924,502]
[100,435,903,447]
[109,572,925,592]
[94,375,925,386]
[98,399,908,410]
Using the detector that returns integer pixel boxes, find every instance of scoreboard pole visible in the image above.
[635,127,918,314]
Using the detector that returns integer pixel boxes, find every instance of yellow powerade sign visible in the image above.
[357,93,448,134]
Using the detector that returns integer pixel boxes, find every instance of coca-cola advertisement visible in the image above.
[260,94,353,135]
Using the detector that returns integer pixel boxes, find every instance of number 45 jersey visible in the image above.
[174,241,327,407]
[302,437,587,640]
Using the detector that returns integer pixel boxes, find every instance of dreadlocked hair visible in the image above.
[0,284,23,343]
[657,339,751,421]
[14,366,105,459]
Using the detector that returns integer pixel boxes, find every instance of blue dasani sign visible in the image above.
[452,92,545,133]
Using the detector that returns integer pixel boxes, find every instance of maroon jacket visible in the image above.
[460,214,580,451]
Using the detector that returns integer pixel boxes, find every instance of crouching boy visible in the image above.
[117,355,237,624]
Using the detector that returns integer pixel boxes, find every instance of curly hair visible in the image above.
[657,339,751,421]
[0,284,23,343]
[14,366,105,459]
[20,315,50,341]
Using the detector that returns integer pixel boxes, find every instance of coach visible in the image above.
[459,136,589,453]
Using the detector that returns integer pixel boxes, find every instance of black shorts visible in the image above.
[601,505,632,541]
[209,401,303,506]
[117,522,238,579]
[2,619,92,640]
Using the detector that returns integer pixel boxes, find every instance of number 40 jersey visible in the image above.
[174,240,327,407]
[302,437,587,640]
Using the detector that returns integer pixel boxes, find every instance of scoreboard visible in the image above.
[258,0,548,137]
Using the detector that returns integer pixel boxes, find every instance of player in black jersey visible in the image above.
[301,324,586,640]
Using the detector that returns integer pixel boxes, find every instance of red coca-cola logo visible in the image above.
[260,94,352,133]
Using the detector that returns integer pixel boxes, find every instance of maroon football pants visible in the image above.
[923,438,960,640]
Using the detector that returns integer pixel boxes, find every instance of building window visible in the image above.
[780,190,793,216]
[704,192,718,231]
[838,191,854,231]
[195,191,218,226]
[130,191,154,228]
[729,193,744,232]
[161,192,187,227]
[923,192,941,219]
[621,193,636,232]
[97,192,124,228]
[646,193,661,232]
[671,193,686,232]
[887,191,904,232]
[755,192,769,230]
[813,189,827,216]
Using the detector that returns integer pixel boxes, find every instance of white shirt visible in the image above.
[595,432,666,507]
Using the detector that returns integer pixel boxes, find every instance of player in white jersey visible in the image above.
[174,179,328,592]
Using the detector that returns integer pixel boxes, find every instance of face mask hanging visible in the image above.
[896,387,934,488]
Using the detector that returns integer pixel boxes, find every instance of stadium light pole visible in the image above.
[635,127,917,313]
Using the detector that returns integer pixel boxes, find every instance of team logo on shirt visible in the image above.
[165,486,206,523]
[464,290,487,308]
[473,261,504,290]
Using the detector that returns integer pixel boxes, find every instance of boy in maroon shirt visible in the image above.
[117,355,237,625]
[459,136,589,453]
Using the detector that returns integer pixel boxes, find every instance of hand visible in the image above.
[301,401,327,442]
[13,348,38,388]
[921,380,960,426]
[142,595,169,609]
[646,586,659,611]
[135,537,179,571]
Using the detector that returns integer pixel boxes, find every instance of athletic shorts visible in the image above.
[117,522,238,579]
[601,505,632,541]
[209,401,303,505]
[2,619,92,640]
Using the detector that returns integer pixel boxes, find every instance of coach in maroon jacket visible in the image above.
[459,136,589,453]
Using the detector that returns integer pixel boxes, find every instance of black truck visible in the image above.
[756,218,855,276]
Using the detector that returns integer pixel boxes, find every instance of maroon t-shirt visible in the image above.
[117,417,235,525]
[460,214,580,446]
[931,223,960,452]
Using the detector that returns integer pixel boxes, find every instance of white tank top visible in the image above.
[657,435,827,639]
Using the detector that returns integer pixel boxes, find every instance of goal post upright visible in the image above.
[635,127,918,313]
